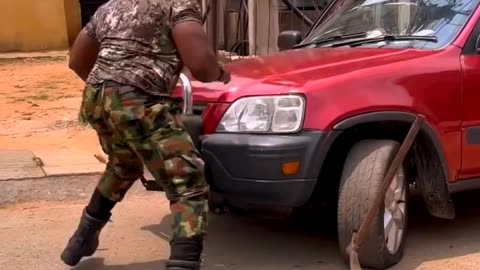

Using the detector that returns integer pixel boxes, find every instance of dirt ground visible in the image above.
[3,176,480,270]
[0,57,101,155]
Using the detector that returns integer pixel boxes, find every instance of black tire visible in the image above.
[337,140,409,269]
[208,190,227,215]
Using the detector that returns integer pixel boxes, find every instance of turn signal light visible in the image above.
[282,161,300,176]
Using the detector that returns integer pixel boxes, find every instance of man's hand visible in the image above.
[68,30,100,81]
[217,65,231,84]
[182,64,231,84]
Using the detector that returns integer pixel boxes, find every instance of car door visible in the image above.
[460,15,480,180]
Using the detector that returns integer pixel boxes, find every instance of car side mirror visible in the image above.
[278,30,303,51]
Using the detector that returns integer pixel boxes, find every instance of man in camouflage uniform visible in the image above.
[61,1,230,269]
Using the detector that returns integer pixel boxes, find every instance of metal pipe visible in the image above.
[280,0,314,27]
[179,73,193,115]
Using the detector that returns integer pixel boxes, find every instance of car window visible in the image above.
[303,0,480,50]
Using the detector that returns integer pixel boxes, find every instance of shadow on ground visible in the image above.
[73,191,480,270]
[73,258,166,270]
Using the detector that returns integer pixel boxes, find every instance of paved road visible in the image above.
[2,175,480,270]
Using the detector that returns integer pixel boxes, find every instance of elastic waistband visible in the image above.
[102,80,129,88]
[99,80,175,103]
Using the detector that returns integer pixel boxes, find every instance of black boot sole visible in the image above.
[166,259,201,270]
[60,209,107,266]
[60,252,81,267]
[60,248,96,266]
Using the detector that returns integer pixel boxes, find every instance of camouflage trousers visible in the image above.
[79,81,209,239]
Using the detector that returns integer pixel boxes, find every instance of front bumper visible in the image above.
[201,131,328,209]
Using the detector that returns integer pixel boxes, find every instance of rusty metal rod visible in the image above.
[202,3,211,24]
[95,153,162,191]
[347,114,425,270]
[279,0,314,27]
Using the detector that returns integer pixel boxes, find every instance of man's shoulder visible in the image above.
[97,0,173,21]
[110,0,174,11]
[91,0,172,32]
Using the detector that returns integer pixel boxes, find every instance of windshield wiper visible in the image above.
[330,35,438,47]
[293,32,367,49]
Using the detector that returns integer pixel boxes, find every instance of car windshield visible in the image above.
[302,0,480,49]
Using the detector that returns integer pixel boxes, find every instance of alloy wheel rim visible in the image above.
[383,168,407,254]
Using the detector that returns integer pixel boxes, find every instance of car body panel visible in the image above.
[171,0,480,211]
[175,46,464,182]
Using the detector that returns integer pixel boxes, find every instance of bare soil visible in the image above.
[2,176,480,270]
[0,57,101,156]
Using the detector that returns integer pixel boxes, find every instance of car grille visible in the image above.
[192,103,207,116]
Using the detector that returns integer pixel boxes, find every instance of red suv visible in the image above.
[173,0,480,269]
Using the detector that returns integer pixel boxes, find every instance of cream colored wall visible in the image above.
[0,0,81,52]
[64,0,82,47]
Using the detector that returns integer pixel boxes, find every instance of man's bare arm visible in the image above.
[68,30,100,81]
[172,21,229,83]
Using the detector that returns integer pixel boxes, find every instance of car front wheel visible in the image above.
[337,139,409,269]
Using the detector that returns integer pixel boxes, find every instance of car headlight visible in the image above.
[216,95,305,133]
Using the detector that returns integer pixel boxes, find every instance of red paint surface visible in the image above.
[171,10,480,183]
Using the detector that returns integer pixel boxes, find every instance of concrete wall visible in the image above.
[0,0,82,53]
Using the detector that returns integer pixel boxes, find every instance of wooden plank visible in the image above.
[248,0,256,55]
[205,0,218,54]
[226,10,239,51]
[217,0,229,50]
[248,0,279,56]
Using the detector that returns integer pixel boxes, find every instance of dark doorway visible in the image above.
[79,0,109,27]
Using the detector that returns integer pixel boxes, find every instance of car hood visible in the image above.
[172,47,437,103]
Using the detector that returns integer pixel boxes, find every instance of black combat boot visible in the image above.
[165,236,204,270]
[60,208,109,266]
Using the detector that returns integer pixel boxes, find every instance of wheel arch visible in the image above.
[333,111,449,177]
[315,111,456,219]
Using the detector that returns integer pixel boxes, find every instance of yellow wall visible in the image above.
[64,0,82,47]
[0,0,81,52]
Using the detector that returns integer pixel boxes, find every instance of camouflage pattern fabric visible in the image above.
[83,0,203,97]
[79,81,209,239]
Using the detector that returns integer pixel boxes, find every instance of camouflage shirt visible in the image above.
[83,0,203,96]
